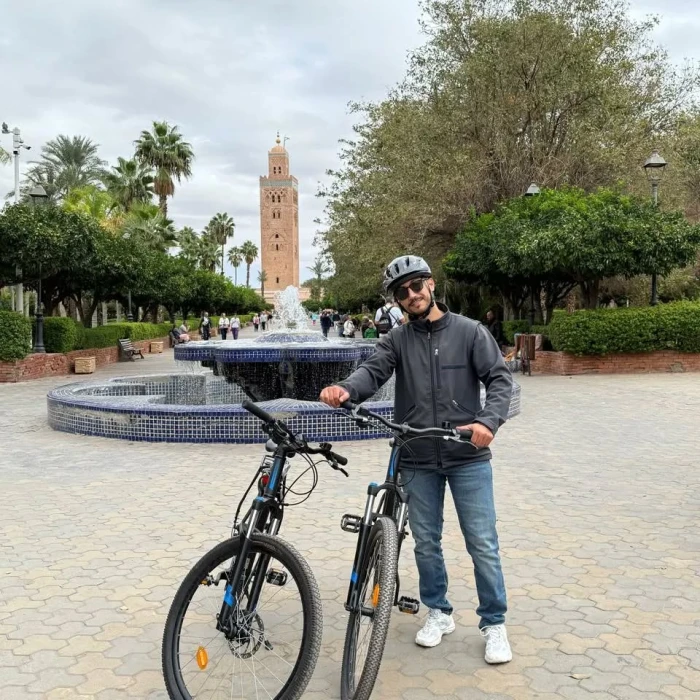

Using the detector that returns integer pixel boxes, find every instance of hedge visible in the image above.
[43,318,81,353]
[0,311,32,362]
[547,302,700,355]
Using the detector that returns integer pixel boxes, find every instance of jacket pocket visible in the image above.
[452,398,476,418]
[400,404,417,423]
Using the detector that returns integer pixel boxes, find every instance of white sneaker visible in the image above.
[415,608,456,648]
[480,624,512,664]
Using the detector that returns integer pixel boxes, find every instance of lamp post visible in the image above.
[127,291,133,322]
[524,182,541,327]
[643,150,667,306]
[2,122,31,315]
[28,185,48,353]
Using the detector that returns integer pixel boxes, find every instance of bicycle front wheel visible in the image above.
[162,533,322,699]
[341,516,399,700]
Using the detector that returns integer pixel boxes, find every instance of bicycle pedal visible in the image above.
[397,596,420,614]
[340,514,362,534]
[265,569,288,586]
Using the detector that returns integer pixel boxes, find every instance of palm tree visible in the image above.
[24,135,106,200]
[63,185,116,220]
[307,256,330,301]
[204,212,235,275]
[197,235,220,273]
[227,246,243,284]
[177,226,200,265]
[239,240,259,287]
[102,157,154,211]
[134,121,194,216]
[0,145,9,165]
[122,202,177,251]
[258,269,268,297]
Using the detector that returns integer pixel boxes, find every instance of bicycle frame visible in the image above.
[344,440,409,615]
[217,444,291,634]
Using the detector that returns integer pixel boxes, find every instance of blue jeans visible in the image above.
[400,461,507,628]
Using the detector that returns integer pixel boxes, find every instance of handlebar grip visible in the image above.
[330,451,348,466]
[340,400,357,411]
[242,400,274,424]
[456,428,473,440]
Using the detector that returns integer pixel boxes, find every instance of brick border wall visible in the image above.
[532,350,700,375]
[0,337,171,383]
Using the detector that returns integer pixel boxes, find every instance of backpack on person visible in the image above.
[376,305,394,335]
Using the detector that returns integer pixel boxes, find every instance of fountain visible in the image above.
[47,287,521,443]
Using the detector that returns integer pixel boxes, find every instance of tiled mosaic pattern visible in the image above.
[47,373,521,443]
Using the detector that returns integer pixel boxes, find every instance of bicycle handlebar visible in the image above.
[340,400,473,442]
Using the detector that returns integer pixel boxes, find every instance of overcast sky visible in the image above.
[1,1,698,285]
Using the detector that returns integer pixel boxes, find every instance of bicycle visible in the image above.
[337,401,473,700]
[162,400,350,700]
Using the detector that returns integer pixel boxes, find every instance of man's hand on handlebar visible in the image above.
[458,423,493,448]
[319,385,350,408]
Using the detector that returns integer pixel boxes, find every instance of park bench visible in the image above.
[118,338,144,361]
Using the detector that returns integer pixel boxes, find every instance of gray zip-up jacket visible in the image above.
[338,304,513,469]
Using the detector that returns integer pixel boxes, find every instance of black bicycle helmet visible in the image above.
[382,255,432,294]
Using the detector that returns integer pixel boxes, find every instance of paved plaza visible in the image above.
[1,350,699,699]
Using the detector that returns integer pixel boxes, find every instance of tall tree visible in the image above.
[21,135,106,201]
[134,121,194,216]
[176,226,200,265]
[227,246,243,284]
[102,157,154,211]
[257,269,268,297]
[197,234,220,273]
[121,203,177,252]
[318,0,699,298]
[204,212,235,275]
[239,240,259,287]
[0,146,9,165]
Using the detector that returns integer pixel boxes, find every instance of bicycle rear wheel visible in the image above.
[162,533,322,699]
[341,516,399,700]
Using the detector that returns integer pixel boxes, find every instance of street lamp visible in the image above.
[524,182,541,326]
[643,150,668,306]
[127,290,133,322]
[28,185,48,353]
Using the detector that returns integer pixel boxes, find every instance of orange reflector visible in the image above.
[372,584,380,607]
[196,646,208,670]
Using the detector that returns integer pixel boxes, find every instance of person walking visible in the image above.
[260,311,268,332]
[319,255,513,665]
[253,314,260,332]
[230,314,240,340]
[199,312,211,341]
[375,299,404,335]
[218,313,230,340]
[320,310,333,338]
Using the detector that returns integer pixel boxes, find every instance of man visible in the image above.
[260,311,268,331]
[218,312,230,340]
[199,312,211,341]
[320,255,513,664]
[485,310,505,349]
[320,310,333,337]
[375,299,404,335]
[230,314,240,340]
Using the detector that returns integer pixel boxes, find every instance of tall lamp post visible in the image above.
[2,122,31,315]
[643,150,667,306]
[524,182,541,326]
[28,185,48,353]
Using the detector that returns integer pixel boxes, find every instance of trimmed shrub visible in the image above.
[0,311,32,361]
[42,317,81,353]
[77,322,171,350]
[547,302,700,355]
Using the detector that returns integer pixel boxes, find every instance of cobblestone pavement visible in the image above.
[1,351,699,699]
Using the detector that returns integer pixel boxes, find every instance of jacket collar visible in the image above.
[409,302,452,333]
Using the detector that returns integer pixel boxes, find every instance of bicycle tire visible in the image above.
[340,516,399,700]
[162,533,322,700]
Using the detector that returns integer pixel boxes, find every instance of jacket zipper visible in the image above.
[428,330,442,468]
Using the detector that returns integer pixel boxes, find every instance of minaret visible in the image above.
[259,133,299,301]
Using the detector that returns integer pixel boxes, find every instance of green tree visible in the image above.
[318,0,699,298]
[176,226,200,265]
[102,157,154,211]
[257,269,268,297]
[134,121,194,216]
[239,240,259,287]
[197,234,220,273]
[63,185,116,221]
[22,135,106,201]
[204,212,235,275]
[121,202,177,252]
[227,246,243,284]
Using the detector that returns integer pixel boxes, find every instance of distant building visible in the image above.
[259,134,299,303]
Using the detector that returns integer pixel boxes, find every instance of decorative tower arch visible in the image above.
[259,133,299,301]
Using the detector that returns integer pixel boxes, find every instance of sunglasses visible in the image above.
[395,278,427,301]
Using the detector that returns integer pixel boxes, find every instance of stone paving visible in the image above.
[1,349,699,699]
